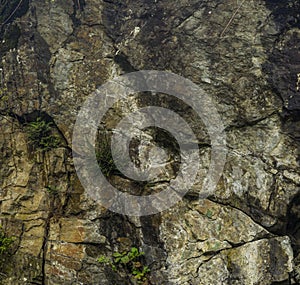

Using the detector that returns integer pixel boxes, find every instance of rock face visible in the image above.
[0,0,299,284]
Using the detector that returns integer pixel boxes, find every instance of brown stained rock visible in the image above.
[49,218,106,244]
[48,242,85,260]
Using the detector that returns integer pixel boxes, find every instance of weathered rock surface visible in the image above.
[0,0,299,284]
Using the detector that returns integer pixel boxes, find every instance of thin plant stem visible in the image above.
[220,0,246,38]
[1,0,23,28]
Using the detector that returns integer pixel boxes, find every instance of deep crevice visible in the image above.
[262,2,300,283]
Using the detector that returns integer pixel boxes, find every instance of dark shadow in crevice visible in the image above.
[262,1,300,282]
[286,191,300,255]
[262,0,300,222]
[0,0,29,30]
[73,0,85,11]
[270,280,291,285]
[114,52,137,73]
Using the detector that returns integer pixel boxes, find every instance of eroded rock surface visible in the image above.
[0,0,299,284]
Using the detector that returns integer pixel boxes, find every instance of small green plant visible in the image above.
[112,246,144,264]
[0,226,15,255]
[25,117,60,151]
[45,185,58,195]
[132,265,150,282]
[97,255,117,271]
[95,134,121,178]
[97,247,150,284]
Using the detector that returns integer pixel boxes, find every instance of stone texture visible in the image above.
[0,0,299,284]
[159,199,276,284]
[197,236,293,285]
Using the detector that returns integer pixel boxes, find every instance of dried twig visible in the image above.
[220,0,246,38]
